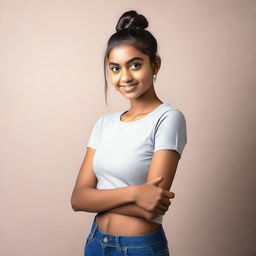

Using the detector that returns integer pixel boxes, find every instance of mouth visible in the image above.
[120,83,139,93]
[119,83,138,88]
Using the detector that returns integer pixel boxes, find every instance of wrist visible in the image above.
[130,185,140,203]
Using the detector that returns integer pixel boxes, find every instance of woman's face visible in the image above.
[107,44,156,99]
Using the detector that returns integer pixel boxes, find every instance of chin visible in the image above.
[124,95,142,100]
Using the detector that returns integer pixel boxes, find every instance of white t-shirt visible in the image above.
[86,103,187,224]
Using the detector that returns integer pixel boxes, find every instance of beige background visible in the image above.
[1,0,255,255]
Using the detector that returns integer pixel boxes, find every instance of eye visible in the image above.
[130,62,141,70]
[110,66,120,73]
[109,62,141,73]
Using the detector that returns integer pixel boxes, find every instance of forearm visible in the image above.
[108,202,150,219]
[71,186,137,213]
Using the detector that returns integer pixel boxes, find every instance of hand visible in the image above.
[134,176,175,216]
[144,211,163,221]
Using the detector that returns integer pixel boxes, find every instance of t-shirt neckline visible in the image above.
[118,103,167,125]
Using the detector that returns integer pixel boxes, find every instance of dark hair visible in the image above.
[103,10,159,105]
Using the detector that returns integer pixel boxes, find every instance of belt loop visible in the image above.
[115,235,122,251]
[89,216,98,240]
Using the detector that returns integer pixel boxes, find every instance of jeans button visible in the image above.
[103,236,110,242]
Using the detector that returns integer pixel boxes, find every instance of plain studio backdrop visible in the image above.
[1,0,255,255]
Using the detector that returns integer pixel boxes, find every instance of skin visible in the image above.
[93,44,178,235]
[71,43,180,236]
[107,43,163,118]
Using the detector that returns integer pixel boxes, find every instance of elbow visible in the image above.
[70,187,97,213]
[71,204,79,212]
[71,191,83,212]
[70,190,91,212]
[70,196,79,212]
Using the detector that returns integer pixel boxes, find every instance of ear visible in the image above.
[152,55,161,75]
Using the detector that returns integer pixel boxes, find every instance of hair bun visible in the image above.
[115,10,148,32]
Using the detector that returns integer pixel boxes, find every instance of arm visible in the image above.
[72,185,137,212]
[71,148,177,217]
[106,110,186,218]
[106,149,180,219]
[108,202,151,219]
[71,147,139,212]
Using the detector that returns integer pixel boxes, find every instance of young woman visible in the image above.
[71,10,187,256]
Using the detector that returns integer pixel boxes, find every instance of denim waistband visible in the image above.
[87,215,167,249]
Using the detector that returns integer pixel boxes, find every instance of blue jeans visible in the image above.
[84,216,170,255]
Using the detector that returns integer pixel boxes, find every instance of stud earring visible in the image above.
[153,74,157,81]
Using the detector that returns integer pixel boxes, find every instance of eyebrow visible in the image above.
[108,57,144,66]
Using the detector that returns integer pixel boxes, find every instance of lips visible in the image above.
[122,83,138,92]
[119,83,138,87]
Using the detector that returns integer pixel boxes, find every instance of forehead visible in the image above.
[108,44,147,63]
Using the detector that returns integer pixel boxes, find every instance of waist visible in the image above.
[95,212,162,236]
[89,215,167,247]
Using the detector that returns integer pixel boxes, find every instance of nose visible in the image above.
[120,68,133,84]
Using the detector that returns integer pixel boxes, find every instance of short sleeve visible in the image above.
[86,117,103,149]
[153,109,187,157]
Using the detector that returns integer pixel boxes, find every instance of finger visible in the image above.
[163,190,175,199]
[156,203,169,212]
[156,206,167,215]
[152,208,164,215]
[160,198,171,207]
[148,176,163,185]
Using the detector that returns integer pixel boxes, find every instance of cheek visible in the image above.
[135,70,153,85]
[109,74,119,85]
